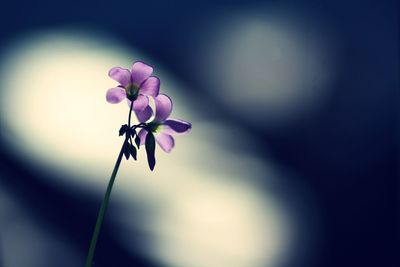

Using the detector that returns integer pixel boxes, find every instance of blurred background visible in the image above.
[0,0,398,267]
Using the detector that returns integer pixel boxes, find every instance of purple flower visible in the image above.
[136,94,191,153]
[106,61,160,112]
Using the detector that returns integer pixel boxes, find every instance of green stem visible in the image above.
[128,100,134,128]
[84,100,134,267]
[84,139,125,267]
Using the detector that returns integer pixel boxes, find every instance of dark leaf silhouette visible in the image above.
[134,135,141,149]
[123,141,130,160]
[145,132,156,171]
[119,124,129,136]
[129,143,137,160]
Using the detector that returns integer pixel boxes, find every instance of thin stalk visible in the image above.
[84,100,134,267]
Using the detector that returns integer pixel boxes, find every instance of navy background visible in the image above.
[0,0,398,266]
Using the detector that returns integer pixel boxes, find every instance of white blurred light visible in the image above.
[0,30,296,267]
[196,8,334,128]
[145,180,289,267]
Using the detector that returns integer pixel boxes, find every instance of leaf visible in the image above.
[129,129,136,138]
[129,143,137,160]
[145,132,156,171]
[119,124,129,136]
[123,141,130,160]
[134,135,141,149]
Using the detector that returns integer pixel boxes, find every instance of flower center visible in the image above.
[126,83,139,101]
[147,121,161,133]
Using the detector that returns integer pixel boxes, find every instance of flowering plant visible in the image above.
[84,61,191,267]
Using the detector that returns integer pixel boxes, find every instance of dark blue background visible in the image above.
[0,0,398,266]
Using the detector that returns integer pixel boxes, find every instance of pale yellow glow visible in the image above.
[0,30,293,267]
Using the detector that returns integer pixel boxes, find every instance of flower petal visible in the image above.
[155,132,175,153]
[131,61,153,86]
[139,76,160,97]
[132,94,149,112]
[137,129,148,145]
[135,105,153,123]
[163,119,192,134]
[154,94,173,122]
[108,67,131,87]
[106,87,126,104]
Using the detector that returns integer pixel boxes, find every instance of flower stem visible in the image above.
[84,101,134,267]
[84,139,125,267]
[128,100,134,128]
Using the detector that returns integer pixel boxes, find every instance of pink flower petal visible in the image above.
[135,106,153,123]
[155,132,175,153]
[163,119,192,134]
[139,76,160,97]
[108,67,131,87]
[137,129,148,145]
[132,94,149,112]
[154,94,173,122]
[131,61,153,86]
[106,87,126,104]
